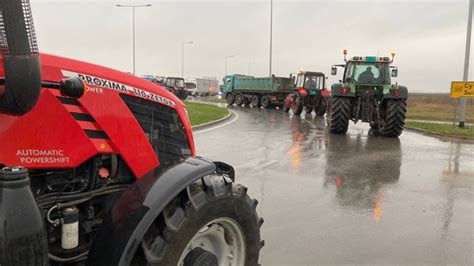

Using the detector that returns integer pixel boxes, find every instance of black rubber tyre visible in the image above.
[305,106,313,114]
[329,96,352,134]
[291,93,303,115]
[234,93,244,106]
[243,97,251,106]
[316,99,327,116]
[226,93,235,105]
[133,175,264,265]
[380,99,407,137]
[283,96,291,113]
[251,95,261,107]
[261,96,271,108]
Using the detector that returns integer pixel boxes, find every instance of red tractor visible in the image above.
[0,1,263,265]
[283,71,330,116]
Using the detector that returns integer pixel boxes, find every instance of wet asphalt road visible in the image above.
[193,106,474,265]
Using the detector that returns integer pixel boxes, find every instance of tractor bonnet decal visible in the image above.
[61,70,176,107]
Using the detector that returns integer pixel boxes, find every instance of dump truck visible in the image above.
[283,71,330,116]
[0,1,263,265]
[223,74,294,108]
[328,49,408,137]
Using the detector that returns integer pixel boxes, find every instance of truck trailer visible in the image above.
[223,75,294,108]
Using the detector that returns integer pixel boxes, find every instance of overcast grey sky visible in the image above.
[31,0,472,92]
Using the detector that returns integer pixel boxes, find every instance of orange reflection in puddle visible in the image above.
[373,191,382,223]
[289,132,303,173]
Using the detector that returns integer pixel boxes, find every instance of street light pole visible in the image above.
[181,41,194,78]
[225,55,235,76]
[269,0,273,77]
[248,62,255,76]
[116,4,152,75]
[459,0,473,128]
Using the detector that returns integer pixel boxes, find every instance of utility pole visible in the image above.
[269,0,273,77]
[181,41,193,78]
[459,0,473,128]
[116,4,152,75]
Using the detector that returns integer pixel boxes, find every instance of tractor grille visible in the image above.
[121,94,191,167]
[0,0,39,58]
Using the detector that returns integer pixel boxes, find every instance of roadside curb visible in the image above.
[405,126,474,142]
[191,104,232,131]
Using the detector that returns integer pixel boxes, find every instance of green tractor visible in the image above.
[328,50,408,137]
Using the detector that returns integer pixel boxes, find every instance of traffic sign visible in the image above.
[450,81,474,97]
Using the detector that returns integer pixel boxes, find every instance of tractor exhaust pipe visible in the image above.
[0,0,41,116]
[0,1,47,265]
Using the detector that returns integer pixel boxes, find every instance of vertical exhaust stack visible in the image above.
[0,0,41,115]
[0,1,48,265]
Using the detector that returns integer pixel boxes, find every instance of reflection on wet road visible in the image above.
[194,106,474,265]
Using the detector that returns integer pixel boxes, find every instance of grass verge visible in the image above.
[184,101,229,126]
[406,94,474,123]
[405,121,474,138]
[201,97,226,103]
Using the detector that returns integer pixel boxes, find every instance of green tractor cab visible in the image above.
[328,50,408,137]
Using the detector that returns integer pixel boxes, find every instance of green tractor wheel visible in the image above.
[380,99,407,137]
[329,96,351,134]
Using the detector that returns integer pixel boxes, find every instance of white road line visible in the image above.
[193,110,239,135]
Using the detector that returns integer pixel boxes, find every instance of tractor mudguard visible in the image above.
[331,83,355,97]
[383,85,408,100]
[87,156,229,266]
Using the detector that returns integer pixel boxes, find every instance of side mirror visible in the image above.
[331,66,337,75]
[391,68,398,77]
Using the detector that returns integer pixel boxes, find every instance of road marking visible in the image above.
[193,110,239,135]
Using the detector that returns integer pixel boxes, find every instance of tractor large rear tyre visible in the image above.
[329,96,352,134]
[283,96,291,113]
[291,93,303,116]
[132,175,264,266]
[226,93,235,105]
[381,99,407,137]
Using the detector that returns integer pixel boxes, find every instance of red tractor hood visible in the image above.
[0,54,195,178]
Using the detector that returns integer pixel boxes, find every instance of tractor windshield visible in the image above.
[298,74,324,90]
[345,62,390,85]
[176,79,184,88]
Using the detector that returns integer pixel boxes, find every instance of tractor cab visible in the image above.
[331,50,399,98]
[294,71,327,96]
[284,71,330,116]
[164,77,186,100]
[327,49,408,137]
